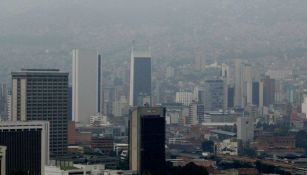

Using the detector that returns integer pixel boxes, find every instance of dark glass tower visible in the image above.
[11,69,68,157]
[252,81,260,106]
[129,107,166,175]
[129,49,152,107]
[0,121,49,175]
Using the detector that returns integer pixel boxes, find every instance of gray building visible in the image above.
[188,102,204,125]
[11,69,68,157]
[129,49,152,107]
[204,79,227,111]
[236,117,254,144]
[72,49,103,125]
[0,83,8,121]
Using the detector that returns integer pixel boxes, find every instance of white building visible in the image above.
[175,91,193,106]
[89,114,110,126]
[72,49,102,125]
[216,139,238,156]
[234,60,253,108]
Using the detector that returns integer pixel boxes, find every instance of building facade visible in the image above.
[204,80,227,111]
[234,60,253,108]
[237,117,254,144]
[0,121,49,175]
[0,146,6,175]
[72,49,102,124]
[0,84,8,121]
[263,76,276,107]
[129,107,166,175]
[175,91,193,106]
[188,102,204,125]
[129,49,152,107]
[11,69,68,156]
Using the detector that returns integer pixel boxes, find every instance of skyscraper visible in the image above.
[234,60,253,108]
[0,83,8,121]
[129,107,166,175]
[188,101,205,125]
[252,81,264,107]
[204,79,227,111]
[0,121,49,175]
[263,76,276,107]
[72,49,102,124]
[11,69,68,156]
[129,49,152,107]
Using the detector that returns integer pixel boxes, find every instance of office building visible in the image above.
[175,91,193,106]
[6,90,11,121]
[0,84,7,121]
[237,117,254,144]
[234,60,253,108]
[0,121,49,175]
[72,49,102,124]
[129,49,152,106]
[91,135,114,155]
[252,81,264,107]
[129,107,166,175]
[11,69,68,156]
[228,86,235,108]
[103,87,117,116]
[263,76,276,107]
[188,102,204,125]
[204,80,227,111]
[0,146,6,175]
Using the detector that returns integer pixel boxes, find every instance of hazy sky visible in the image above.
[1,0,307,81]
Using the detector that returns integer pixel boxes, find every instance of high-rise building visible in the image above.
[234,60,253,108]
[237,117,254,144]
[6,91,11,121]
[188,102,205,125]
[11,69,68,156]
[103,87,117,116]
[227,86,235,108]
[252,81,264,107]
[129,107,166,175]
[204,80,227,111]
[72,49,102,124]
[129,49,152,107]
[263,76,276,107]
[0,83,8,121]
[0,121,49,175]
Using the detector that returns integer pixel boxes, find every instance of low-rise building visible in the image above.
[216,139,239,156]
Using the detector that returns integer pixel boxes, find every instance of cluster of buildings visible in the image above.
[0,48,167,175]
[1,46,307,175]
